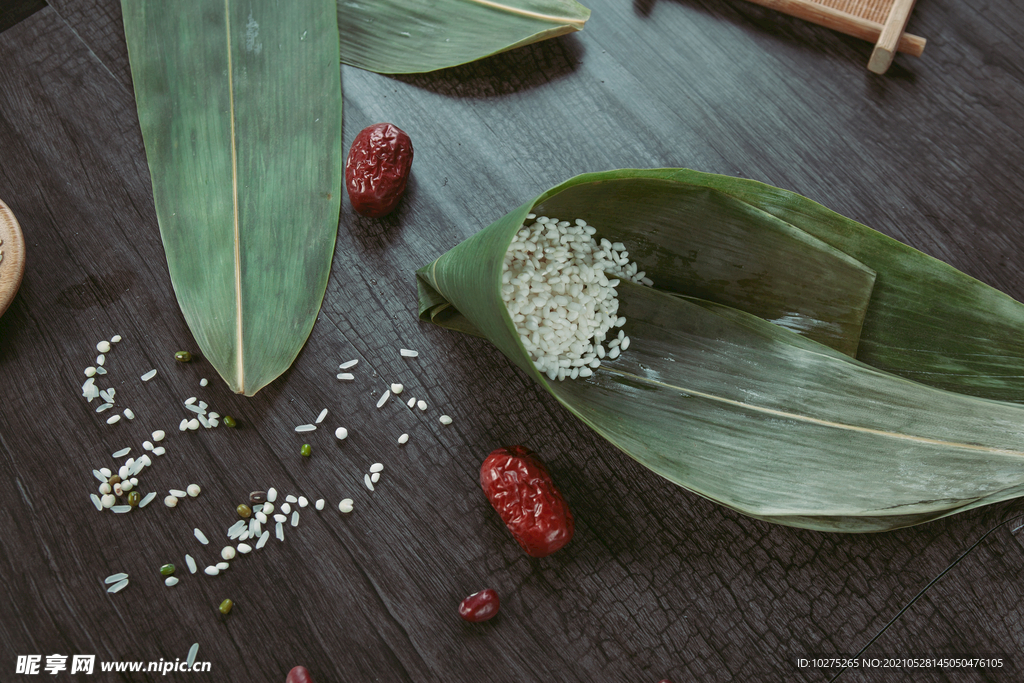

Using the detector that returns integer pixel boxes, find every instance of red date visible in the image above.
[480,445,574,558]
[344,122,414,218]
[458,588,500,622]
[285,666,314,683]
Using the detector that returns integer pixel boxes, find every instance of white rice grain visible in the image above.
[339,359,359,369]
[194,528,209,545]
[200,378,208,386]
[370,472,380,484]
[298,496,308,508]
[237,543,252,554]
[291,511,299,527]
[286,495,298,503]
[96,403,114,413]
[390,383,404,394]
[123,409,135,420]
[141,369,157,381]
[106,415,121,425]
[364,474,374,491]
[398,433,409,444]
[204,566,219,576]
[439,415,453,425]
[407,397,416,408]
[417,400,427,411]
[337,373,355,381]
[90,494,103,510]
[169,489,187,498]
[400,349,419,358]
[107,579,129,593]
[97,341,111,353]
[267,487,278,502]
[111,505,132,513]
[376,390,391,408]
[370,463,384,473]
[112,447,131,458]
[295,424,316,433]
[315,499,325,510]
[152,430,165,442]
[338,498,354,513]
[110,335,122,343]
[165,577,179,587]
[275,522,284,541]
[104,572,128,584]
[139,492,156,508]
[256,530,270,549]
[186,554,197,573]
[316,409,328,423]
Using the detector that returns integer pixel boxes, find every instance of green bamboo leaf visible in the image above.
[416,169,1024,531]
[122,0,342,395]
[339,0,591,74]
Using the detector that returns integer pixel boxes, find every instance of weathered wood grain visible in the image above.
[1,0,1024,681]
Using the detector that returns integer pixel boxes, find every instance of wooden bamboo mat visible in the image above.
[742,0,925,73]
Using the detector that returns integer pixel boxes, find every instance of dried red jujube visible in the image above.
[344,122,413,218]
[480,445,574,558]
[285,665,314,683]
[458,588,500,622]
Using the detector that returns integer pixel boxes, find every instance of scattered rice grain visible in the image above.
[275,522,284,541]
[315,408,328,423]
[400,349,419,358]
[291,511,299,527]
[186,554,197,573]
[370,463,384,473]
[370,472,380,484]
[139,492,156,508]
[256,531,270,549]
[294,424,316,433]
[376,390,391,408]
[337,373,354,380]
[204,566,219,576]
[194,528,209,545]
[398,433,409,444]
[141,369,157,381]
[407,397,416,408]
[200,378,208,386]
[417,400,427,411]
[315,499,325,510]
[104,572,128,584]
[298,496,308,508]
[339,359,359,370]
[106,415,121,425]
[338,498,354,513]
[364,474,374,491]
[165,577,179,587]
[112,447,131,458]
[390,383,404,394]
[96,341,111,353]
[107,579,129,593]
[439,415,453,425]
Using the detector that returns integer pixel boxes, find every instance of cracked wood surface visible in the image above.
[1,0,1024,681]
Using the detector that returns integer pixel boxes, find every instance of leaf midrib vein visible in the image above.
[225,0,244,392]
[601,367,1024,457]
[465,0,586,28]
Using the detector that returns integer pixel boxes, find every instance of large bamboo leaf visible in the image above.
[339,0,591,74]
[122,0,342,395]
[416,169,1024,532]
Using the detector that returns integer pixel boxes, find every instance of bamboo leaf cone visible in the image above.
[417,169,1024,532]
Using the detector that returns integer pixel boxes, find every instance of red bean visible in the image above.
[344,122,414,218]
[285,665,314,683]
[480,445,574,558]
[459,588,500,622]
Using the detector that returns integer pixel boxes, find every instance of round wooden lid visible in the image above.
[0,198,25,318]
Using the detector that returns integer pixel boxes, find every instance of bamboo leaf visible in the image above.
[122,0,342,395]
[417,169,1024,531]
[339,0,591,74]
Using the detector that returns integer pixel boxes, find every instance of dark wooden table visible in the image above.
[3,1,1024,681]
